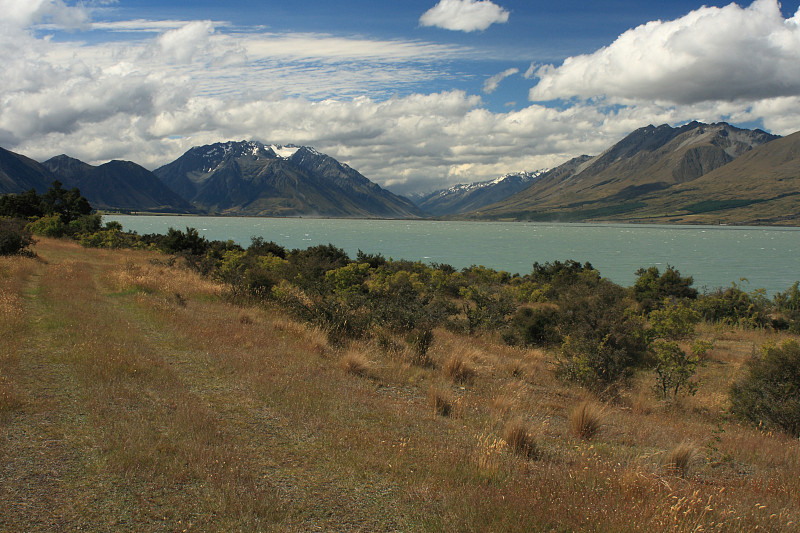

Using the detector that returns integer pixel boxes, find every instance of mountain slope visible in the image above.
[43,155,194,213]
[466,122,785,223]
[413,172,542,216]
[0,146,57,194]
[154,141,423,218]
[630,130,800,224]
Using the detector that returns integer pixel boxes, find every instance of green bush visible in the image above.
[503,305,561,347]
[26,214,66,237]
[648,299,704,400]
[633,265,697,312]
[696,282,770,328]
[554,280,647,392]
[773,282,800,333]
[730,340,800,437]
[0,218,35,256]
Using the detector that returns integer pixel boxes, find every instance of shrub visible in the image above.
[0,218,35,256]
[729,340,800,437]
[406,327,435,367]
[633,265,697,312]
[651,340,702,400]
[26,214,66,237]
[554,280,648,392]
[648,300,704,400]
[68,214,102,235]
[696,282,770,328]
[773,281,800,333]
[569,401,604,439]
[503,305,561,347]
[503,417,540,459]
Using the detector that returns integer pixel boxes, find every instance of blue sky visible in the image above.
[2,0,800,194]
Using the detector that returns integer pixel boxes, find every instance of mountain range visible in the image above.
[0,147,193,213]
[1,121,799,224]
[153,141,422,218]
[409,171,543,216]
[464,121,799,225]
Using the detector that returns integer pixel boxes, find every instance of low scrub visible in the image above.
[0,218,35,256]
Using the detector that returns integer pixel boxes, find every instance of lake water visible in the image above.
[104,215,800,295]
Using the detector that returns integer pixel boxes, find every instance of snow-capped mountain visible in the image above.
[153,140,423,218]
[412,171,544,216]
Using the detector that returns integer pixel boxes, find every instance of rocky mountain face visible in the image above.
[412,171,543,216]
[466,122,785,223]
[43,155,194,213]
[153,141,423,218]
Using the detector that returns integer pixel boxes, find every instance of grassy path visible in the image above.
[0,241,448,531]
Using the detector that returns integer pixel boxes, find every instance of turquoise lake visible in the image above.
[104,215,800,295]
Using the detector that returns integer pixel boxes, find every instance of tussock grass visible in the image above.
[503,417,540,459]
[663,441,700,478]
[569,400,605,439]
[444,354,476,384]
[428,385,454,417]
[340,349,370,377]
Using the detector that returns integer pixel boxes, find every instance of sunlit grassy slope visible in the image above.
[2,239,799,531]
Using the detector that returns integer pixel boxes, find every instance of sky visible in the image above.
[1,0,800,195]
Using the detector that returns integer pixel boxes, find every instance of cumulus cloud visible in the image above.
[420,0,509,32]
[0,0,90,29]
[529,0,800,105]
[483,67,518,94]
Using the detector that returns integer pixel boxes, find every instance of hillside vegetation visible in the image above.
[2,232,800,530]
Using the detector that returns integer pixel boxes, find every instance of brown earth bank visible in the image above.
[1,238,799,531]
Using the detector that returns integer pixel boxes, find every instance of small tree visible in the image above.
[648,299,706,400]
[633,265,697,313]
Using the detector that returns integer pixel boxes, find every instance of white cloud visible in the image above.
[529,0,800,105]
[0,0,90,29]
[3,2,800,198]
[420,0,509,32]
[483,67,518,94]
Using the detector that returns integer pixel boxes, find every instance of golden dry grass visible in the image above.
[569,400,605,440]
[443,354,476,384]
[2,238,800,532]
[663,441,700,478]
[340,349,371,376]
[427,385,454,417]
[503,417,540,459]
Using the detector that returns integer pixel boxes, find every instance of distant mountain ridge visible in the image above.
[3,121,798,224]
[411,171,544,216]
[43,155,194,213]
[0,147,56,195]
[153,140,423,218]
[465,121,792,224]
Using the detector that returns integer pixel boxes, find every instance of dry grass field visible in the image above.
[2,238,799,531]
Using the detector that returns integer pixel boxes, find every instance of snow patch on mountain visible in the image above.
[270,145,300,159]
